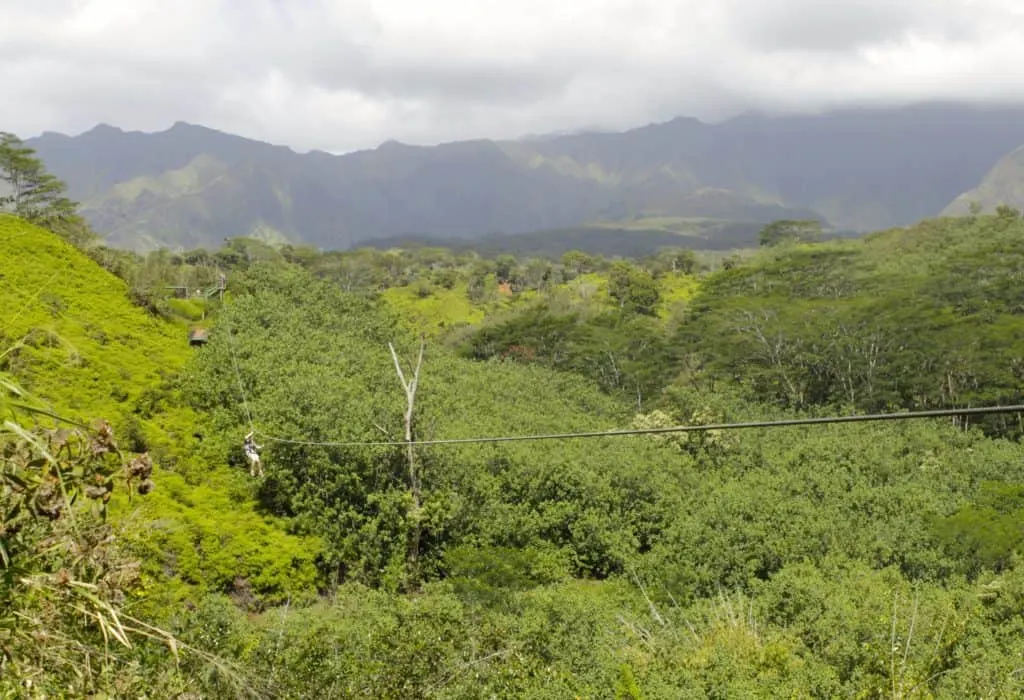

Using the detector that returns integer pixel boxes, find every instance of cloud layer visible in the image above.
[3,0,1024,152]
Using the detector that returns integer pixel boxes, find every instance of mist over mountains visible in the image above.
[25,102,1024,252]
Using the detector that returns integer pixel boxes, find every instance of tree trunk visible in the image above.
[389,337,426,573]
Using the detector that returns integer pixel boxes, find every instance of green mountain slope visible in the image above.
[942,145,1024,215]
[1,214,188,421]
[0,215,320,605]
[28,102,1024,252]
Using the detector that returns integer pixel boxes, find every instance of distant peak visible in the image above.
[83,123,124,136]
[168,120,205,132]
[667,115,705,125]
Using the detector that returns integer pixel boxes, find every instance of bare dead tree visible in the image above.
[389,335,426,567]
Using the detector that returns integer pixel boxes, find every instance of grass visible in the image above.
[380,282,486,336]
[658,273,701,320]
[0,215,190,423]
[379,267,701,338]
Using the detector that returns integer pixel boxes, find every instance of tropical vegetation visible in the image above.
[4,136,1024,698]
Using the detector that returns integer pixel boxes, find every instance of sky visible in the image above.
[3,0,1024,154]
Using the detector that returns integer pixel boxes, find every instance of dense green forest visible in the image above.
[6,139,1024,698]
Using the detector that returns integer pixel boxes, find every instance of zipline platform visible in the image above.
[188,328,210,346]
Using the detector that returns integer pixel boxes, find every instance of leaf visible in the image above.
[92,609,110,643]
[3,421,56,465]
[5,500,22,522]
[0,376,24,397]
[2,471,30,489]
[107,609,132,649]
[8,401,88,429]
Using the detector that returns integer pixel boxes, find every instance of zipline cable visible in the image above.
[252,404,1024,449]
[216,300,1024,449]
[224,321,255,434]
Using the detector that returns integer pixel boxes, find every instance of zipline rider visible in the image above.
[244,431,263,477]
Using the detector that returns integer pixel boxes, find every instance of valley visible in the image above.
[5,113,1024,697]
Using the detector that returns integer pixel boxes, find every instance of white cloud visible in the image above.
[2,0,1024,153]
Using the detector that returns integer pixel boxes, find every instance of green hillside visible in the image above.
[1,214,188,423]
[0,215,320,605]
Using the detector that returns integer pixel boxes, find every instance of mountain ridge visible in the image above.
[24,102,1024,251]
[943,144,1024,216]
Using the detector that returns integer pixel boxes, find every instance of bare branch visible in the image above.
[388,336,427,574]
[388,342,409,394]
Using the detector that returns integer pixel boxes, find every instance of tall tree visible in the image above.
[758,219,823,247]
[608,261,660,315]
[0,132,93,245]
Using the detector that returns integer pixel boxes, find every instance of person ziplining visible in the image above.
[244,431,263,477]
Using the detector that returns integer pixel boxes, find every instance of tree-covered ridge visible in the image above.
[107,209,1024,427]
[331,212,1024,439]
[681,212,1024,423]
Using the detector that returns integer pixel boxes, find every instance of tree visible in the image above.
[467,261,496,303]
[995,204,1021,221]
[494,255,517,283]
[432,268,458,290]
[661,248,698,275]
[389,337,426,574]
[0,133,92,244]
[758,219,823,247]
[523,258,553,291]
[561,250,595,279]
[608,261,660,315]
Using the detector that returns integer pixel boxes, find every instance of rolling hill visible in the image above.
[24,102,1024,251]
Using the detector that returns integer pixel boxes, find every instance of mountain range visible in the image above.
[23,102,1024,252]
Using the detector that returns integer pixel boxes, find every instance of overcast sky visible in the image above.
[3,0,1024,153]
